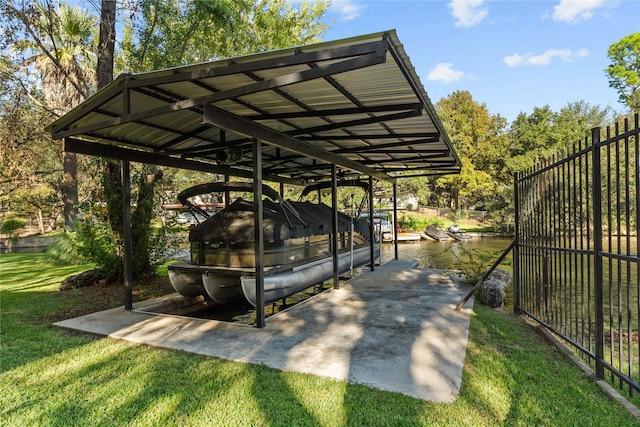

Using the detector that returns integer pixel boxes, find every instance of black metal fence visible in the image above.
[514,114,639,396]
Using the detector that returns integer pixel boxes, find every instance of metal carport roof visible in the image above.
[50,30,460,184]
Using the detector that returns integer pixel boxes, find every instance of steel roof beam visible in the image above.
[299,132,439,141]
[52,50,386,140]
[356,149,450,155]
[391,169,462,178]
[162,126,440,158]
[203,105,396,183]
[377,164,459,173]
[287,108,421,137]
[63,137,304,185]
[126,41,387,88]
[334,138,441,153]
[246,103,422,120]
[356,156,452,165]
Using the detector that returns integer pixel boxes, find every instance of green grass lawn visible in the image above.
[1,253,637,426]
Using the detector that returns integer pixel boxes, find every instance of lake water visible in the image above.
[378,237,513,270]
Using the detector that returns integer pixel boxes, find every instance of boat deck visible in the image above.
[396,232,423,242]
[54,259,474,402]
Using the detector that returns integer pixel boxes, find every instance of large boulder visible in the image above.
[478,268,512,308]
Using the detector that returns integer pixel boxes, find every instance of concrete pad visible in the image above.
[54,259,474,402]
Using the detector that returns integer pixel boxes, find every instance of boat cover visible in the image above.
[189,199,371,243]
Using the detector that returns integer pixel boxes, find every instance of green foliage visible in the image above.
[434,91,510,210]
[425,217,445,228]
[11,1,97,114]
[122,0,330,73]
[451,209,467,223]
[45,230,86,265]
[483,184,515,232]
[398,214,420,231]
[71,206,179,283]
[450,246,509,283]
[0,217,26,238]
[435,157,495,210]
[0,83,62,225]
[507,101,611,174]
[398,214,448,231]
[75,214,122,282]
[398,175,430,206]
[605,32,640,112]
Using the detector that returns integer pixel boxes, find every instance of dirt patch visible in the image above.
[46,274,175,323]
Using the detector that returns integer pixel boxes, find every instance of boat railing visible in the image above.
[177,181,306,228]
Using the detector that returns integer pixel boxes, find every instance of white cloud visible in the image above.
[448,0,489,28]
[427,63,465,83]
[330,0,366,22]
[503,48,590,66]
[552,0,608,24]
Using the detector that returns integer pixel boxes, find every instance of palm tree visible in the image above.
[13,0,97,225]
[24,1,97,114]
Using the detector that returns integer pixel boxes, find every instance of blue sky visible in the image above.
[320,0,640,123]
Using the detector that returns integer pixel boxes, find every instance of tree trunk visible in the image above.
[97,0,116,90]
[62,150,78,227]
[131,166,163,276]
[36,207,44,234]
[103,160,124,242]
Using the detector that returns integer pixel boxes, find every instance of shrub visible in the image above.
[398,214,419,231]
[1,218,26,239]
[450,245,509,284]
[425,217,445,228]
[70,213,181,283]
[75,216,122,282]
[398,214,438,231]
[45,230,86,265]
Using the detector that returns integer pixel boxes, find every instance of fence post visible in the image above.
[513,172,520,314]
[591,127,604,379]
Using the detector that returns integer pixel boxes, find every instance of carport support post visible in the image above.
[393,183,398,260]
[224,174,230,207]
[253,139,266,328]
[368,176,375,271]
[123,160,133,310]
[331,164,339,289]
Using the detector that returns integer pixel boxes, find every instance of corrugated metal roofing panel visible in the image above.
[50,30,460,183]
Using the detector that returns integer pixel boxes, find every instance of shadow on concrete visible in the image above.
[53,259,474,403]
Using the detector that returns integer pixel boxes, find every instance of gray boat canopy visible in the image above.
[49,30,460,184]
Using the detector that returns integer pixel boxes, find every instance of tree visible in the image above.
[554,100,611,147]
[223,0,330,56]
[97,0,116,90]
[605,32,640,113]
[0,84,62,233]
[434,91,510,209]
[7,0,98,226]
[123,0,329,72]
[434,157,494,211]
[507,100,611,173]
[507,105,558,173]
[121,0,230,71]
